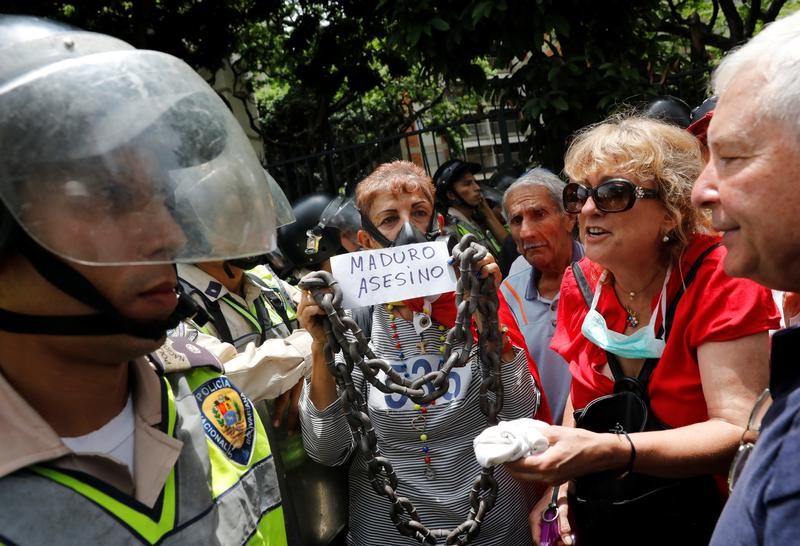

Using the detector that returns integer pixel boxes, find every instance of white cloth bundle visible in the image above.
[473,418,550,468]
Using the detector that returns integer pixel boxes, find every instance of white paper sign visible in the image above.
[330,241,457,309]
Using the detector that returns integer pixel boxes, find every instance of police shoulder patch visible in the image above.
[193,376,256,466]
[150,336,224,374]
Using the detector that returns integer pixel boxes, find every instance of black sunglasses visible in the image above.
[562,178,659,213]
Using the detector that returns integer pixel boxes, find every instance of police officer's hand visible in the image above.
[476,196,494,216]
[298,289,328,344]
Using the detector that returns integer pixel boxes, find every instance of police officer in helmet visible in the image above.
[277,193,361,282]
[0,15,287,544]
[433,158,510,269]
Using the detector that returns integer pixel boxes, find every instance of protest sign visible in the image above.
[329,241,456,309]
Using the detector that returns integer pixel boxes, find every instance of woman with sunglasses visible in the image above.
[505,116,779,546]
[297,160,542,546]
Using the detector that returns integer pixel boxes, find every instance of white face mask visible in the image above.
[581,269,671,359]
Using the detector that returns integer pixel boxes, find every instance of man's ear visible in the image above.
[446,189,458,203]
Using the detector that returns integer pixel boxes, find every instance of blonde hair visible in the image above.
[564,115,711,258]
[355,160,435,219]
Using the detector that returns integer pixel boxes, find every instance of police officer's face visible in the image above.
[79,262,180,324]
[5,150,185,355]
[0,250,178,359]
[449,173,483,208]
[340,231,361,253]
[22,149,188,264]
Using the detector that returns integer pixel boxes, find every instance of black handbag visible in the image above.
[569,245,722,546]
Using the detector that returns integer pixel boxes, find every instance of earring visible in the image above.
[662,234,670,243]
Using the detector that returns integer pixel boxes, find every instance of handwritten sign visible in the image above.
[330,241,456,309]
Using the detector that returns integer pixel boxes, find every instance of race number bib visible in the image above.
[368,355,472,411]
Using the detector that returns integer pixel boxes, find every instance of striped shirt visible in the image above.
[300,303,540,545]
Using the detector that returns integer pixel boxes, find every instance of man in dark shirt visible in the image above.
[692,11,800,546]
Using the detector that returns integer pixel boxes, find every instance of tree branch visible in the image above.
[658,20,733,50]
[765,0,789,23]
[708,0,720,30]
[400,89,447,129]
[718,0,745,44]
[745,0,762,37]
[329,90,358,116]
[132,0,151,49]
[666,0,686,24]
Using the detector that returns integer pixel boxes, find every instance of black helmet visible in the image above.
[278,193,342,267]
[642,95,692,129]
[433,158,481,212]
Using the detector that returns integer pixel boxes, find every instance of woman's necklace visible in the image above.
[387,302,448,479]
[622,299,639,328]
[614,269,664,328]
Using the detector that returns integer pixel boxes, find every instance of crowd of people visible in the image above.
[1,9,799,546]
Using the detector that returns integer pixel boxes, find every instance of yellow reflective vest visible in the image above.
[0,341,287,546]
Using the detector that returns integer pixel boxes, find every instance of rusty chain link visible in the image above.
[299,234,504,545]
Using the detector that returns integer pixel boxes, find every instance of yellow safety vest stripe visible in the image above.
[30,465,177,545]
[28,379,179,545]
[248,266,298,322]
[221,295,265,333]
[222,294,286,333]
[455,223,503,254]
[247,505,288,546]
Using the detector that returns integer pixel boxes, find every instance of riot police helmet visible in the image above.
[0,15,286,338]
[277,193,343,268]
[432,158,481,213]
[642,95,692,129]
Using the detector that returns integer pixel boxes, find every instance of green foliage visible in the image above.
[10,0,798,176]
[6,0,278,74]
[245,1,487,169]
[375,0,794,169]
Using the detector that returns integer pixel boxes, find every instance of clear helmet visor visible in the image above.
[0,48,281,265]
[321,196,360,231]
[324,196,361,240]
[265,169,295,228]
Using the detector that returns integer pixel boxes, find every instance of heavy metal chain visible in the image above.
[299,234,504,545]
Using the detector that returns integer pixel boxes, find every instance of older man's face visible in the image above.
[692,72,800,290]
[507,186,574,275]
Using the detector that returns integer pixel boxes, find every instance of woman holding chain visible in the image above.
[505,116,779,546]
[298,160,541,545]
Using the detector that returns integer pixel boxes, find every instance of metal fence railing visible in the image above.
[265,108,528,202]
